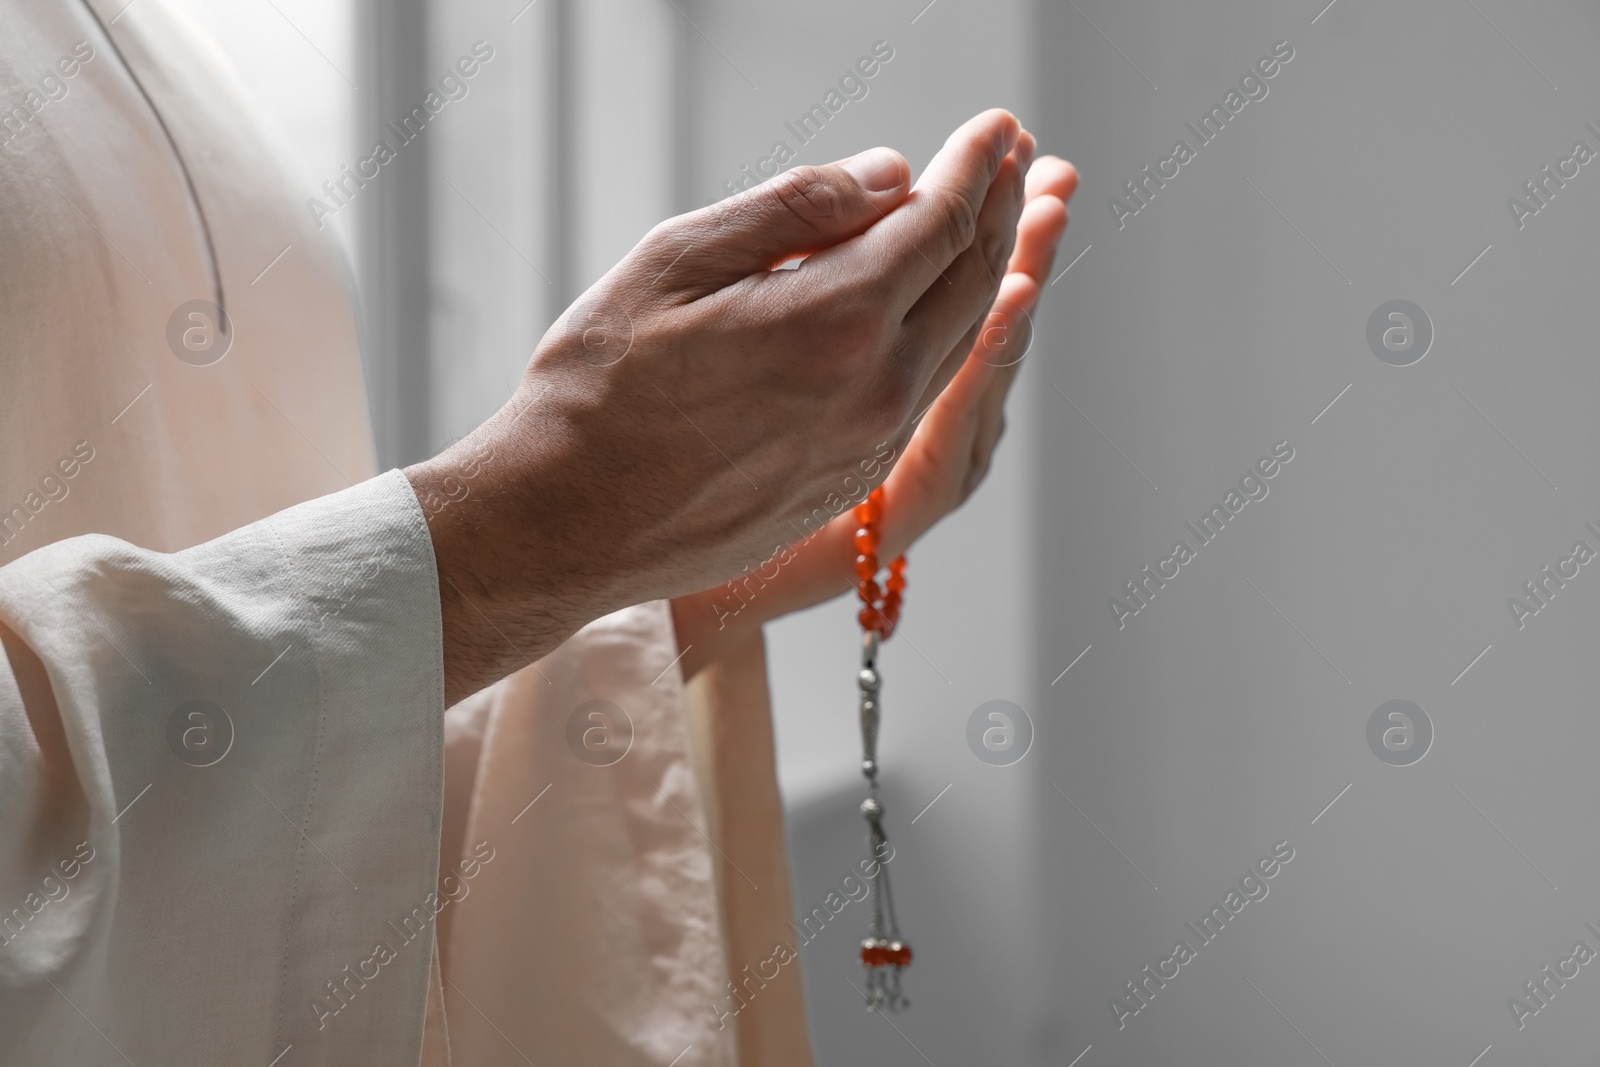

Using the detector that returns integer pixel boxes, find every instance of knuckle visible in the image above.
[978,230,1011,287]
[817,286,891,351]
[767,166,844,233]
[641,215,683,253]
[635,219,684,277]
[928,186,979,258]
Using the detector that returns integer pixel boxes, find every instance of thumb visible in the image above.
[644,148,911,295]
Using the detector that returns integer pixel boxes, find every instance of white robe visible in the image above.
[0,1,811,1064]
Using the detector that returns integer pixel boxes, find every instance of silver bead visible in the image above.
[860,796,883,818]
[857,668,879,691]
[861,758,877,779]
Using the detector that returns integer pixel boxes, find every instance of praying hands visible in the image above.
[0,11,1075,1055]
[408,109,1079,704]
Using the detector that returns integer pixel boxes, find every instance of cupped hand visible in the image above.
[671,154,1078,679]
[865,154,1078,557]
[410,110,1035,704]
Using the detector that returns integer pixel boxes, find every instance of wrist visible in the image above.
[405,425,603,705]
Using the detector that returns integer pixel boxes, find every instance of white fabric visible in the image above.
[438,602,734,1067]
[0,472,446,1065]
[0,1,756,1064]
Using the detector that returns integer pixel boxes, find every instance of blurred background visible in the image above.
[176,0,1600,1063]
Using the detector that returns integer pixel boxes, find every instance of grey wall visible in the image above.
[1034,1,1600,1064]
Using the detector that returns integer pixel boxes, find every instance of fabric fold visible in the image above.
[0,470,446,1067]
[438,601,737,1067]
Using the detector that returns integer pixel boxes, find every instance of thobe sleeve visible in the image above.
[0,470,447,1067]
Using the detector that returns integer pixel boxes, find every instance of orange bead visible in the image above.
[861,940,890,968]
[856,579,881,604]
[888,555,906,574]
[887,941,912,968]
[854,495,883,525]
[853,527,880,554]
[858,606,882,631]
[853,554,878,581]
[885,572,905,593]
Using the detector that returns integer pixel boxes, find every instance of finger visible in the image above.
[806,108,1020,315]
[1014,128,1037,174]
[639,148,912,297]
[1025,155,1077,203]
[1008,193,1069,283]
[908,266,1040,426]
[916,184,1065,408]
[960,277,1043,502]
[872,270,1041,553]
[961,371,1010,502]
[894,172,1072,525]
[897,145,1028,399]
[1010,157,1074,277]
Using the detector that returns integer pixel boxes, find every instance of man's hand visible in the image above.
[408,110,1032,705]
[670,154,1078,679]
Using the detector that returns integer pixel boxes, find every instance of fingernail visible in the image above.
[843,147,905,192]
